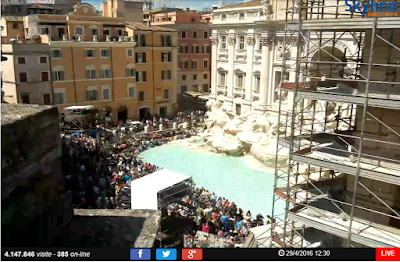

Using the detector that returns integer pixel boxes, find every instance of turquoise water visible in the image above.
[141,144,285,218]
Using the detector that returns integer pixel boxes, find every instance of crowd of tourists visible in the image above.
[61,111,205,209]
[60,109,275,245]
[162,187,276,245]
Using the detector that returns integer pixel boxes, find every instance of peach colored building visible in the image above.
[1,16,25,43]
[145,9,211,96]
[21,3,178,121]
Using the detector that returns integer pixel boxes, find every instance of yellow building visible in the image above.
[23,3,178,121]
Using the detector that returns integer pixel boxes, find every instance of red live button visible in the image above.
[376,248,400,261]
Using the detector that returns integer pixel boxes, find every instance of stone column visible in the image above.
[245,33,255,101]
[210,34,218,99]
[227,33,236,101]
[259,35,273,106]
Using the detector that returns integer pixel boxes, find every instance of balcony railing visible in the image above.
[234,87,245,97]
[217,85,227,95]
[252,89,260,100]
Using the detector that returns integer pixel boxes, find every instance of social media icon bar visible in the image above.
[182,249,203,261]
[130,249,151,260]
[156,249,177,260]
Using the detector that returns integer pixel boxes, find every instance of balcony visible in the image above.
[217,85,227,95]
[234,87,245,98]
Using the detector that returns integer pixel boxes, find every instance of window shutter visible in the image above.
[143,53,146,62]
[92,70,96,79]
[126,68,130,77]
[168,52,171,61]
[135,53,138,63]
[168,70,171,79]
[135,71,139,80]
[142,71,147,81]
[161,35,164,46]
[141,35,145,46]
[161,53,164,62]
[161,70,165,80]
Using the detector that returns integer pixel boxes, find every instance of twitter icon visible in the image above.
[156,249,177,260]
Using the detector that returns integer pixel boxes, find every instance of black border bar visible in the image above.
[2,248,376,261]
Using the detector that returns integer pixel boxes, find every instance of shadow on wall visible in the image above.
[51,216,146,247]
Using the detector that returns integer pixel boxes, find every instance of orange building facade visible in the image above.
[21,3,178,121]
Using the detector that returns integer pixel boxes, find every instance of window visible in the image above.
[51,49,62,58]
[203,73,207,79]
[239,13,245,20]
[136,71,147,82]
[86,86,98,101]
[193,31,198,38]
[221,36,226,49]
[219,72,226,86]
[91,28,99,36]
[182,75,186,80]
[163,89,169,99]
[136,52,146,63]
[39,56,47,64]
[103,28,110,36]
[18,57,25,64]
[193,74,197,80]
[180,61,189,69]
[191,61,198,69]
[126,63,136,77]
[161,70,172,80]
[100,65,111,78]
[75,26,83,36]
[204,31,208,38]
[13,23,19,29]
[191,18,195,22]
[21,93,30,104]
[180,45,188,53]
[85,49,95,58]
[41,71,49,81]
[181,85,188,93]
[86,65,96,79]
[54,89,65,104]
[135,35,146,46]
[43,94,51,105]
[19,72,27,82]
[102,86,111,100]
[159,106,167,117]
[254,74,260,90]
[259,39,263,50]
[127,84,135,98]
[192,85,199,91]
[192,45,199,53]
[161,35,172,47]
[181,31,186,38]
[203,45,210,53]
[40,26,49,35]
[138,91,145,101]
[127,49,134,57]
[203,60,208,68]
[239,36,245,50]
[222,14,226,21]
[161,52,172,62]
[236,74,244,87]
[100,49,110,58]
[202,84,209,92]
[118,29,123,36]
[52,66,65,81]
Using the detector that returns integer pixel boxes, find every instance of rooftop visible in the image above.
[1,104,53,126]
[53,209,161,248]
[125,21,178,32]
[1,16,24,22]
[219,0,261,9]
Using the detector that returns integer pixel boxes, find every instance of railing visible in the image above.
[217,85,227,95]
[252,89,260,100]
[234,87,245,98]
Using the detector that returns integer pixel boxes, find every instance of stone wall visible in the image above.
[1,104,73,247]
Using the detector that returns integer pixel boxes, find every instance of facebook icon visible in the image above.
[130,249,151,260]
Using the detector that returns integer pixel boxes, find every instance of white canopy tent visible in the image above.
[130,169,192,210]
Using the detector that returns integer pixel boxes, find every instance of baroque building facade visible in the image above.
[209,0,358,116]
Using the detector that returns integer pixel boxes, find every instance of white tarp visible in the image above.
[130,169,191,210]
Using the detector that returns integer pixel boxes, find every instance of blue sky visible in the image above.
[86,0,245,12]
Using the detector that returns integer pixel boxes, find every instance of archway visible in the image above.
[139,107,150,120]
[117,106,128,122]
[310,46,347,79]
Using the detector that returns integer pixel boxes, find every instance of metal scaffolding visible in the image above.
[269,0,400,248]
